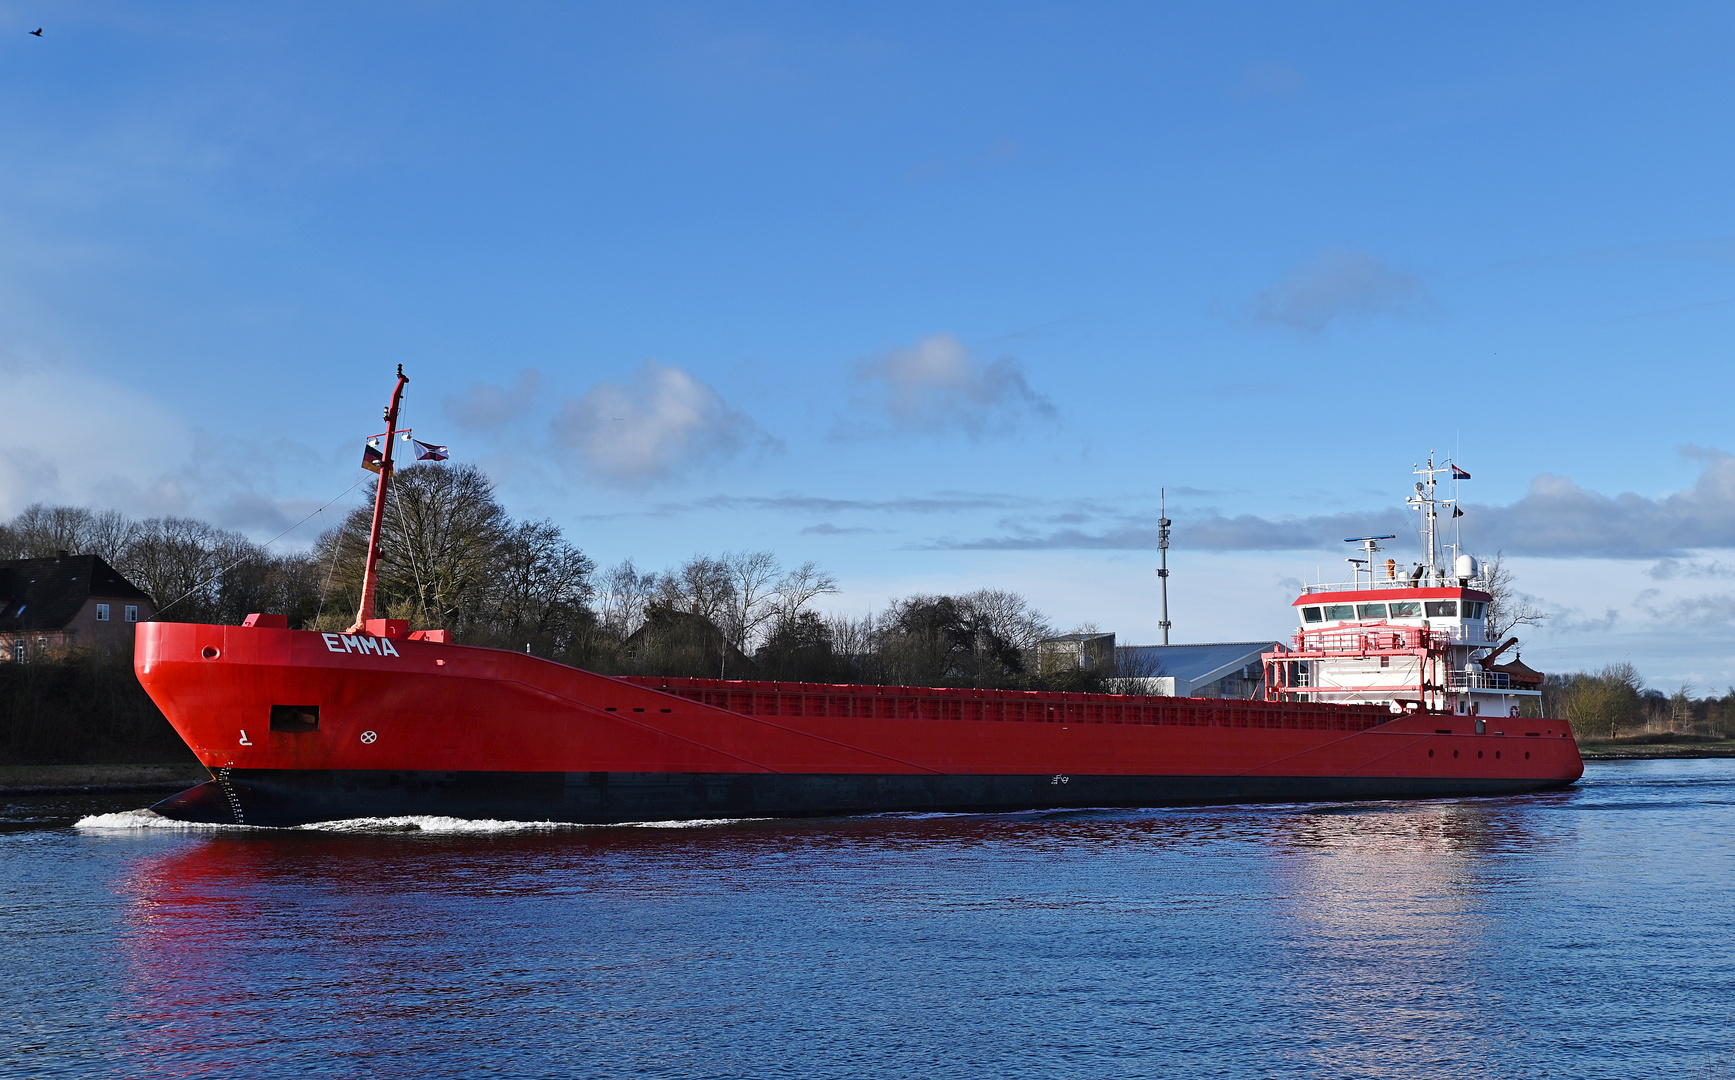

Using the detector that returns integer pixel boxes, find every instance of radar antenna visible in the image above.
[1343,534,1397,588]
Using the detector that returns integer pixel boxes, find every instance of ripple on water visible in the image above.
[9,759,1732,1080]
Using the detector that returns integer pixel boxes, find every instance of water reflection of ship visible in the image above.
[1257,797,1561,1075]
[104,799,1570,1075]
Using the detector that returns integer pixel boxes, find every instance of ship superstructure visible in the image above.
[1263,457,1540,724]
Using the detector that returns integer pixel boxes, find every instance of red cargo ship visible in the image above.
[140,374,1582,826]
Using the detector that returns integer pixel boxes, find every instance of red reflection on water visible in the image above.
[1258,799,1553,1077]
[111,836,489,1077]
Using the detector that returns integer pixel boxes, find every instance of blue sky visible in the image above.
[4,3,1735,688]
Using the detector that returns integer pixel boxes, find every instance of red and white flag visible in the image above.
[413,440,449,461]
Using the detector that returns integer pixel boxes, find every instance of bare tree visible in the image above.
[825,611,876,666]
[1553,662,1644,740]
[1477,551,1548,639]
[774,561,839,621]
[721,550,782,652]
[652,555,735,624]
[957,588,1053,661]
[117,516,265,622]
[1670,683,1696,728]
[3,504,137,560]
[597,558,656,639]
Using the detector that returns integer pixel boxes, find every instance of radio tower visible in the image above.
[1158,489,1172,645]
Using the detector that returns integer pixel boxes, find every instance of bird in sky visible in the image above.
[30,28,43,36]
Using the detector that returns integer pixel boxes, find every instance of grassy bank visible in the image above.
[1578,734,1735,760]
[0,763,208,792]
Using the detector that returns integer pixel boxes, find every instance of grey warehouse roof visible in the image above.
[1114,641,1284,687]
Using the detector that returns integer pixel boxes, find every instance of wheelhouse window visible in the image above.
[1322,604,1355,621]
[1425,601,1458,618]
[1463,601,1486,619]
[1388,601,1422,617]
[95,603,110,622]
[124,605,138,623]
[1355,603,1388,619]
[1301,606,1323,623]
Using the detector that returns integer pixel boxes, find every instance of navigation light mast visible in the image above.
[1158,489,1172,646]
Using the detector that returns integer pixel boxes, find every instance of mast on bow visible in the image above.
[349,365,409,632]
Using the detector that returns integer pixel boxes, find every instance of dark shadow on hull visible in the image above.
[151,769,1582,828]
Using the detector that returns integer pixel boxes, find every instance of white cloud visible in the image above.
[1648,557,1735,580]
[1639,591,1735,626]
[443,368,542,432]
[1250,249,1429,333]
[801,522,878,536]
[938,448,1735,560]
[1546,607,1622,634]
[1466,448,1735,557]
[848,333,1055,437]
[551,360,777,487]
[0,448,59,516]
[0,356,195,518]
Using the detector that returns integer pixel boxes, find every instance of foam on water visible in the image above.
[74,809,766,833]
[74,809,257,831]
[299,815,584,833]
[626,817,770,829]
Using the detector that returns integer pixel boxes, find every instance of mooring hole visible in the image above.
[270,704,320,733]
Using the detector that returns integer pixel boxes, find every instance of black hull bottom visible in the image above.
[152,769,1579,828]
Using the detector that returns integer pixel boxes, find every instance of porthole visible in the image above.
[201,646,220,660]
[1453,750,1459,759]
[1495,751,1502,760]
[1478,750,1484,759]
[1525,751,1531,760]
[1428,749,1434,758]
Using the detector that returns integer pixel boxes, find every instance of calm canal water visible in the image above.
[3,759,1733,1079]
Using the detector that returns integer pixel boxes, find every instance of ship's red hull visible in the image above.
[136,622,1585,827]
